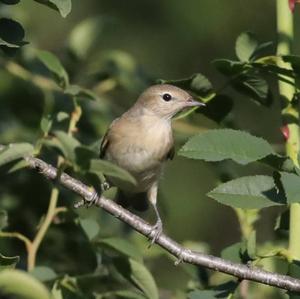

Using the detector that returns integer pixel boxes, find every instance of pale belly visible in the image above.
[106,146,164,192]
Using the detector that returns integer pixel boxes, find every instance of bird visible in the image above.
[99,84,205,243]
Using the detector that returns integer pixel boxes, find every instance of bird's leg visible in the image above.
[147,183,163,246]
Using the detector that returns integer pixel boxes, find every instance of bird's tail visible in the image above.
[116,189,149,212]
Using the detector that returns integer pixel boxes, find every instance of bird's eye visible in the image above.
[162,93,172,101]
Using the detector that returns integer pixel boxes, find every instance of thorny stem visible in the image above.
[276,0,300,261]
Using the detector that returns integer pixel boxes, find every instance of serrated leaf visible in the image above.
[235,32,258,61]
[37,50,69,88]
[97,237,143,261]
[0,253,19,270]
[0,269,51,299]
[208,175,285,209]
[90,159,136,186]
[0,143,34,168]
[79,218,100,241]
[113,258,158,299]
[179,129,274,165]
[280,172,300,204]
[34,0,72,18]
[30,266,57,282]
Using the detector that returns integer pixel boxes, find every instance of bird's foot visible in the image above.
[101,181,110,191]
[73,190,98,209]
[174,249,191,266]
[148,219,163,247]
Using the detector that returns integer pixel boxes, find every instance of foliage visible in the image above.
[0,1,300,299]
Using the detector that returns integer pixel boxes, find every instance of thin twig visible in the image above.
[22,155,300,293]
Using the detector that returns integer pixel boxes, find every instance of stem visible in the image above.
[27,99,81,271]
[276,0,300,260]
[0,232,32,253]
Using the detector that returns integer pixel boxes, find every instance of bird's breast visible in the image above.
[106,118,173,190]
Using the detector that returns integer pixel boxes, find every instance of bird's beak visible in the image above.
[185,97,206,107]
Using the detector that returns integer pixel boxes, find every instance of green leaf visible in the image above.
[207,175,285,209]
[109,290,146,299]
[30,266,57,282]
[40,114,53,135]
[68,17,105,59]
[97,237,143,262]
[52,130,80,162]
[235,32,258,61]
[0,210,8,231]
[90,159,137,186]
[221,242,242,263]
[113,258,159,299]
[0,253,19,270]
[0,18,27,53]
[0,0,20,4]
[280,172,300,204]
[179,129,274,165]
[188,281,238,299]
[79,218,100,241]
[159,73,214,98]
[0,143,34,168]
[213,59,245,76]
[37,50,69,88]
[0,269,51,299]
[34,0,72,18]
[56,111,69,122]
[64,84,98,101]
[233,75,270,106]
[282,55,300,75]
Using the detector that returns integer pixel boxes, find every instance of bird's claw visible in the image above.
[174,249,191,266]
[148,219,163,247]
[101,181,110,191]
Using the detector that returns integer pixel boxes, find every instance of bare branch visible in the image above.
[24,155,300,293]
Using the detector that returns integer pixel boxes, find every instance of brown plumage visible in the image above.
[100,84,205,243]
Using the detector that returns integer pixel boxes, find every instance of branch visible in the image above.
[24,155,300,293]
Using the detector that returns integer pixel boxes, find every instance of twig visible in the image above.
[22,156,300,293]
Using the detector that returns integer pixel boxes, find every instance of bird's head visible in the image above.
[136,84,205,119]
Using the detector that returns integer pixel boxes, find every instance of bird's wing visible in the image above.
[99,131,109,159]
[99,117,120,159]
[166,145,175,160]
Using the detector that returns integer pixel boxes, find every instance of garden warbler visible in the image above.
[100,84,205,243]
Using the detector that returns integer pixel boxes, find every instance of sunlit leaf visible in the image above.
[0,269,51,299]
[34,0,72,18]
[208,175,285,209]
[235,32,258,61]
[179,129,274,165]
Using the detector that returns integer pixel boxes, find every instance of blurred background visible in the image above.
[0,0,299,297]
